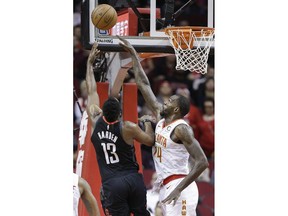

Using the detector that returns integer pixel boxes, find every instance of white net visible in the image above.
[165,27,214,74]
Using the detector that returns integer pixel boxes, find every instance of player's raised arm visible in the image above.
[162,124,209,205]
[117,36,162,121]
[78,177,100,216]
[86,42,102,129]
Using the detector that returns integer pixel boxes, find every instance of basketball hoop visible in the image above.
[165,26,214,74]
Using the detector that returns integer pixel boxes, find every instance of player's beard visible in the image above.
[160,107,168,118]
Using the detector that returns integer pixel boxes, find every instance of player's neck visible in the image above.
[164,115,181,125]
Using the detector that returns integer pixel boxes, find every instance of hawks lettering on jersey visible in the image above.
[154,145,162,162]
[153,118,190,182]
[155,133,167,148]
[154,133,167,162]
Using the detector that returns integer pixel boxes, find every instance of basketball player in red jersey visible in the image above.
[118,36,209,216]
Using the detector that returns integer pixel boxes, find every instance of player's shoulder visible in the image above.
[122,120,136,128]
[122,121,139,133]
[167,118,189,130]
[174,122,192,134]
[175,118,189,125]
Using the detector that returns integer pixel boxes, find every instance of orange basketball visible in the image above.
[91,4,117,30]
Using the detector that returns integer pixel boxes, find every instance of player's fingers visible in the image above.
[162,197,171,204]
[119,43,130,52]
[117,35,130,46]
[119,41,128,49]
[118,41,125,47]
[116,35,125,43]
[116,35,126,42]
[173,197,178,206]
[167,199,173,205]
[92,42,98,50]
[118,40,126,47]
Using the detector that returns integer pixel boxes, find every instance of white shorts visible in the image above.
[159,177,199,216]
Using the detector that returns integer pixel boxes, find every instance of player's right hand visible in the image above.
[89,104,102,118]
[162,188,181,206]
[88,42,100,65]
[138,115,156,123]
[117,35,137,54]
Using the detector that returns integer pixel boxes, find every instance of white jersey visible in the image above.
[73,173,81,216]
[153,118,190,188]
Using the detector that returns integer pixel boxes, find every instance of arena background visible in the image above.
[1,0,288,215]
[74,1,215,215]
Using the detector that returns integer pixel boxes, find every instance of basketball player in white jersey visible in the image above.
[73,173,100,216]
[118,36,209,216]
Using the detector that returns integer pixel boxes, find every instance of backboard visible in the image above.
[80,0,215,95]
[81,0,214,53]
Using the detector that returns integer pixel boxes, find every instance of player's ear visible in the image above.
[174,107,179,113]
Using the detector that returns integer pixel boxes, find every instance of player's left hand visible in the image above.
[162,188,181,206]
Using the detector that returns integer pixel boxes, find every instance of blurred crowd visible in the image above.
[73,1,214,215]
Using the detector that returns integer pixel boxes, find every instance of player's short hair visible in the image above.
[176,95,190,117]
[102,97,121,122]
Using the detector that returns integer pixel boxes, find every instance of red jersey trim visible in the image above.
[103,116,119,125]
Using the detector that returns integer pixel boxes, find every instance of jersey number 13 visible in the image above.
[101,143,120,164]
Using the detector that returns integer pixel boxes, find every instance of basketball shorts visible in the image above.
[159,177,199,216]
[100,172,150,216]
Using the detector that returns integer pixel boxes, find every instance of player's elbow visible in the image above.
[200,157,209,170]
[147,138,155,146]
[142,137,154,147]
[204,160,209,169]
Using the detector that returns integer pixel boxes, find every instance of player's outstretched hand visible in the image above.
[162,188,181,206]
[138,115,156,123]
[88,42,101,65]
[117,35,137,55]
[89,104,102,119]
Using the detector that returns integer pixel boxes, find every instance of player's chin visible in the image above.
[160,110,167,118]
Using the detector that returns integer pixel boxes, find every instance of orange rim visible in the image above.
[164,26,214,49]
[165,26,214,37]
[165,26,214,33]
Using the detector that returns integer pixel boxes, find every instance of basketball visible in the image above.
[91,4,117,30]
